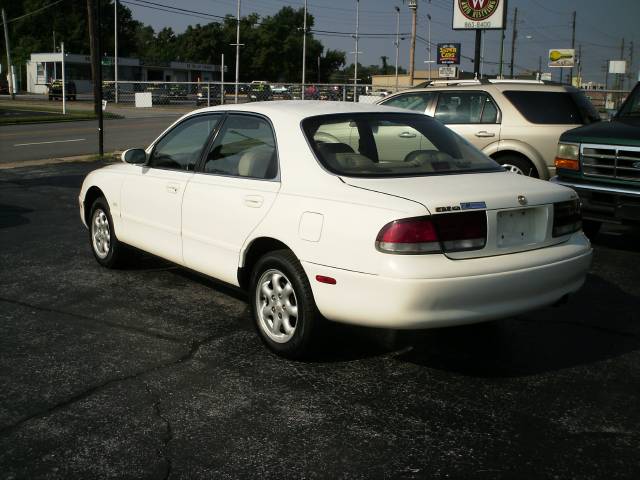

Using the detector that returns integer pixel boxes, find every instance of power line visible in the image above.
[8,0,65,24]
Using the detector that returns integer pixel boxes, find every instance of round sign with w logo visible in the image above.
[458,0,499,21]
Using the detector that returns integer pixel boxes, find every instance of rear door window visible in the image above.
[434,92,498,124]
[381,92,436,112]
[503,90,596,124]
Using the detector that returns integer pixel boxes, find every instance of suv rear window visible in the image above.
[504,90,599,125]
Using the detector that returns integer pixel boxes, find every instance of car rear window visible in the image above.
[503,90,599,124]
[302,113,501,178]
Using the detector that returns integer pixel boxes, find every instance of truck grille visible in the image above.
[581,144,640,182]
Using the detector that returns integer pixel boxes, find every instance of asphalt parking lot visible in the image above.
[1,161,639,479]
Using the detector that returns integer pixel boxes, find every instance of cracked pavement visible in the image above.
[0,161,639,479]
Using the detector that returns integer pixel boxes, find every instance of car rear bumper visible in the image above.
[550,176,640,224]
[302,236,592,329]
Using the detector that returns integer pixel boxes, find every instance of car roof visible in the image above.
[192,100,413,121]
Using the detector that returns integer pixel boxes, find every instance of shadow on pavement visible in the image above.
[0,204,33,229]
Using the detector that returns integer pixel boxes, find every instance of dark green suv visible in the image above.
[552,82,640,236]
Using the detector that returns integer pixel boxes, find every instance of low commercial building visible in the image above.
[26,52,223,94]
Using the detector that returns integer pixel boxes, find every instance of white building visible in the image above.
[26,52,223,94]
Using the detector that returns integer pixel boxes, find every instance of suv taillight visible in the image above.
[553,199,582,237]
[376,211,487,254]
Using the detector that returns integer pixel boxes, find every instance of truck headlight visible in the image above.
[555,143,580,171]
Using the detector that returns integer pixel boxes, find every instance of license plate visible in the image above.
[497,208,544,248]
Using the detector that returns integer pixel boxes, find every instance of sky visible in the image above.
[122,0,640,85]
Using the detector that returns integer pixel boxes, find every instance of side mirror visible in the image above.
[122,148,147,165]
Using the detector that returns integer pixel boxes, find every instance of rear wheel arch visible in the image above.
[238,237,296,290]
[491,150,541,178]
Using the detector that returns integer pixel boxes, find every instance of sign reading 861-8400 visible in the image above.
[452,0,506,30]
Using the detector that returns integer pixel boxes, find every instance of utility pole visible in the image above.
[232,0,242,104]
[628,40,634,91]
[577,44,582,86]
[87,0,103,157]
[473,30,481,78]
[353,0,360,102]
[220,53,225,105]
[619,37,625,91]
[394,6,400,91]
[2,8,15,99]
[569,11,576,85]
[498,29,505,78]
[538,56,542,77]
[61,41,66,115]
[509,7,518,79]
[408,0,417,86]
[114,0,118,103]
[301,0,307,99]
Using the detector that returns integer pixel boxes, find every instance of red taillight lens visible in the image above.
[376,217,440,254]
[376,211,487,254]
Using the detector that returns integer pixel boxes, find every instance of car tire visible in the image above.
[250,249,322,359]
[498,155,539,178]
[582,220,601,239]
[89,196,126,268]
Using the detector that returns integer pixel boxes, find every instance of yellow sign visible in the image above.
[548,49,575,68]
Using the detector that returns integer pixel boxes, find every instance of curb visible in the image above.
[0,152,120,170]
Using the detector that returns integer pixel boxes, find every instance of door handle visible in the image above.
[244,195,264,208]
[398,131,417,138]
[475,131,496,138]
[166,182,179,194]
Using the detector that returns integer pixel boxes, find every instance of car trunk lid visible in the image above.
[342,171,579,258]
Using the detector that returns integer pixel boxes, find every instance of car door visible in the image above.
[181,114,280,286]
[119,114,222,264]
[433,91,501,151]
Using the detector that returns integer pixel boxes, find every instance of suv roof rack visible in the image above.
[412,78,546,89]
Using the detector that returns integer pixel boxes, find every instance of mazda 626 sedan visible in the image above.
[79,101,592,358]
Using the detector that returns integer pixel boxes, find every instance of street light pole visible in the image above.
[427,13,432,81]
[394,6,400,92]
[353,0,359,102]
[302,0,307,99]
[114,0,118,103]
[233,0,241,104]
[61,41,66,114]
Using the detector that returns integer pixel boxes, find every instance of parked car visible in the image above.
[48,80,76,101]
[552,81,640,237]
[249,81,272,101]
[377,79,600,179]
[79,101,592,358]
[271,85,292,100]
[145,84,171,104]
[196,85,221,106]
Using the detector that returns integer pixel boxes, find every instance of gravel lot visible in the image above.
[1,161,639,479]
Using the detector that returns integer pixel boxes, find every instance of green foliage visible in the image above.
[0,1,354,83]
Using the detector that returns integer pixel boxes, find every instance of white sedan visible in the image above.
[79,101,592,358]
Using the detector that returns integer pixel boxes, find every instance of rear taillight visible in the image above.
[553,199,582,237]
[376,211,487,254]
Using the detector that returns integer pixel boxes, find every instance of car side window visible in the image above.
[382,92,436,112]
[434,92,498,124]
[148,115,221,171]
[203,115,278,180]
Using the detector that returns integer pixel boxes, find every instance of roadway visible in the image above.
[0,116,181,164]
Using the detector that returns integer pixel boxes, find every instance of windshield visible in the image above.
[617,83,640,117]
[302,113,502,178]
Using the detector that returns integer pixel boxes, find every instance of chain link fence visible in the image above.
[101,81,382,106]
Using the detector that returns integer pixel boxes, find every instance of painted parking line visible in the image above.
[13,138,86,147]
